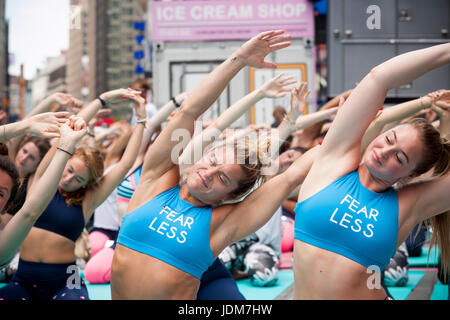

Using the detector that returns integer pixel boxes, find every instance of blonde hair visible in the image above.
[74,228,91,262]
[425,212,450,282]
[60,146,104,206]
[407,118,450,281]
[408,118,450,176]
[199,133,272,204]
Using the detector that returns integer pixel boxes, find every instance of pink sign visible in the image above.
[150,0,315,41]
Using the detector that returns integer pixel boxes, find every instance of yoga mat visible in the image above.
[236,269,294,300]
[386,270,424,300]
[430,281,449,301]
[80,271,112,300]
[408,246,439,267]
[86,283,112,300]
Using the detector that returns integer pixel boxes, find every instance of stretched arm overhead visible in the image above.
[141,30,292,181]
[178,73,296,171]
[0,117,86,266]
[103,126,133,169]
[320,43,450,162]
[430,91,450,138]
[271,84,336,158]
[28,93,83,118]
[0,112,69,143]
[82,95,146,219]
[360,89,450,154]
[77,88,141,126]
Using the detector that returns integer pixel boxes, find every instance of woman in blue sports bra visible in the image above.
[110,30,322,300]
[0,91,146,300]
[293,43,450,299]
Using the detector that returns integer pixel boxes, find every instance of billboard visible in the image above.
[150,0,314,41]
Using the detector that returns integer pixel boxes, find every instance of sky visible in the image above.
[6,0,70,80]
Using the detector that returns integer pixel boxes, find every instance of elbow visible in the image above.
[368,66,382,83]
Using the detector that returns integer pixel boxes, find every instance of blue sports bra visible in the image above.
[294,170,398,270]
[34,190,85,242]
[117,185,215,279]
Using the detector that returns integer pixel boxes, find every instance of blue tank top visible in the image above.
[117,185,215,279]
[34,190,85,242]
[294,170,398,270]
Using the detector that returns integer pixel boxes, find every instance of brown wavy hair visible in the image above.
[60,147,104,206]
[17,135,51,162]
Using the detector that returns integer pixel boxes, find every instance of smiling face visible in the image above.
[185,147,245,205]
[363,124,424,183]
[15,142,41,177]
[58,157,91,193]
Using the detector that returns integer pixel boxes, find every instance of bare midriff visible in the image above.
[293,239,387,300]
[111,244,200,300]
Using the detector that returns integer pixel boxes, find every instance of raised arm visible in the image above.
[361,89,450,154]
[82,95,146,218]
[178,73,296,171]
[28,93,82,118]
[126,92,189,176]
[0,117,86,266]
[1,112,69,143]
[141,30,292,181]
[3,112,69,165]
[430,91,450,138]
[271,84,335,158]
[321,43,450,162]
[77,88,140,125]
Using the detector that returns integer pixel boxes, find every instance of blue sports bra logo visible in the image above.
[148,205,194,244]
[329,194,379,238]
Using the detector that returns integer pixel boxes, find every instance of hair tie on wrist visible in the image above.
[57,147,73,157]
[171,97,181,108]
[136,118,147,128]
[97,96,106,108]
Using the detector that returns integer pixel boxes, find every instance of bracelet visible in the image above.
[97,96,107,108]
[171,97,181,108]
[87,127,95,138]
[136,118,147,128]
[57,147,73,157]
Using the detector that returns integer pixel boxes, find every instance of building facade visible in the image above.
[67,0,149,111]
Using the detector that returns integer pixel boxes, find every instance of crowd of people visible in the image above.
[0,30,449,300]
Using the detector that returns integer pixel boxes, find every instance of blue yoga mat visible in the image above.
[409,246,439,267]
[86,283,111,300]
[430,281,449,301]
[387,270,424,300]
[86,270,296,300]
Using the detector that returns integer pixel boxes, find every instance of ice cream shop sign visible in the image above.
[150,0,314,41]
